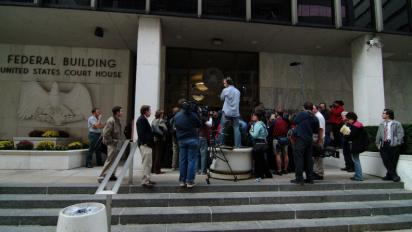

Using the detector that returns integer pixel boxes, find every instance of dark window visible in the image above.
[165,48,258,120]
[382,0,411,33]
[151,0,197,16]
[0,0,34,3]
[342,0,374,29]
[99,0,145,12]
[251,0,291,23]
[202,0,246,20]
[43,0,90,8]
[298,0,334,26]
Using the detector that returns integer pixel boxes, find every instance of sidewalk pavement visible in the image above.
[0,166,379,187]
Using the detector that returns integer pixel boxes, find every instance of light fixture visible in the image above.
[192,94,205,101]
[289,62,302,66]
[212,38,223,46]
[94,27,104,38]
[195,82,208,91]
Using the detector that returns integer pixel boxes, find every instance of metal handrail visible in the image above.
[95,140,138,232]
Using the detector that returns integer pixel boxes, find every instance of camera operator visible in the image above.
[174,99,202,188]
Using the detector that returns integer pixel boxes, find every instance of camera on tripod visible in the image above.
[320,146,340,158]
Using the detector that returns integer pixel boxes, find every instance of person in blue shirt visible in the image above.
[250,112,273,181]
[219,77,241,148]
[291,102,319,185]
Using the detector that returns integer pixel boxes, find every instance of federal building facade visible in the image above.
[0,0,411,141]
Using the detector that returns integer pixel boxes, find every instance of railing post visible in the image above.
[128,142,134,185]
[291,0,298,25]
[106,195,112,232]
[197,0,202,18]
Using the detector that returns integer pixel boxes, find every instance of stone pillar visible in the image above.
[351,35,385,126]
[133,17,162,169]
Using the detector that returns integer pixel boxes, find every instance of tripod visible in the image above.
[205,129,238,184]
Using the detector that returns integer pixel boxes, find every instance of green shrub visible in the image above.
[42,130,60,138]
[55,145,68,151]
[36,141,55,150]
[0,140,13,150]
[67,141,83,150]
[364,124,412,155]
[16,140,34,150]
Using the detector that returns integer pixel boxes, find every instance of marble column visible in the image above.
[133,17,162,169]
[351,35,385,126]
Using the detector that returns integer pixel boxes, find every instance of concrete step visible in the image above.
[0,181,404,194]
[1,189,412,208]
[2,200,412,226]
[1,214,412,231]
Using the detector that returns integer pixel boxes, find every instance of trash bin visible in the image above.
[56,202,108,232]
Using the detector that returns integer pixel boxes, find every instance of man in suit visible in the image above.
[376,109,404,182]
[136,105,156,188]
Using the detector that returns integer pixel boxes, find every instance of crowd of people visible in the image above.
[87,77,405,188]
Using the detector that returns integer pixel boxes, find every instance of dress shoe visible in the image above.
[97,176,104,183]
[274,170,282,176]
[282,170,289,175]
[350,177,363,181]
[290,179,304,185]
[148,180,157,185]
[304,179,314,184]
[392,176,401,182]
[142,182,154,188]
[86,163,93,168]
[382,176,392,181]
[313,173,324,180]
[340,167,348,171]
[346,168,355,172]
[109,176,117,181]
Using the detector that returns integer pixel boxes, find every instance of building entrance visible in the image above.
[165,48,259,119]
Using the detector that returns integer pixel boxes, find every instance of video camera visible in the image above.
[182,101,209,118]
[320,146,340,158]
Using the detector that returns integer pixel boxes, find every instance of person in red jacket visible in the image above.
[328,100,344,148]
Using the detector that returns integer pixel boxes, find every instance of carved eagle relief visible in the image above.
[17,81,92,126]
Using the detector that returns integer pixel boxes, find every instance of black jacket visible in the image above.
[174,110,201,141]
[136,115,154,147]
[346,122,364,154]
[293,111,319,142]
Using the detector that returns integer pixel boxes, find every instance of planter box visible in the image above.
[13,137,80,148]
[360,151,412,190]
[0,149,87,170]
[209,147,252,180]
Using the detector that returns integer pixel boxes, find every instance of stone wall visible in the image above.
[259,52,412,124]
[0,44,131,141]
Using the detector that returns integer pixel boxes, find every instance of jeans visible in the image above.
[219,113,241,148]
[351,153,363,180]
[198,137,208,174]
[179,138,199,184]
[87,132,102,166]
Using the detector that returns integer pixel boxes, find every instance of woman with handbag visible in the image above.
[151,110,168,174]
[250,112,273,181]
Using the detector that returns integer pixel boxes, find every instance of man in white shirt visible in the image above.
[312,105,326,180]
[87,108,104,168]
[219,77,241,148]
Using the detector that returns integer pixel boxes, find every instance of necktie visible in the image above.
[384,122,388,142]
